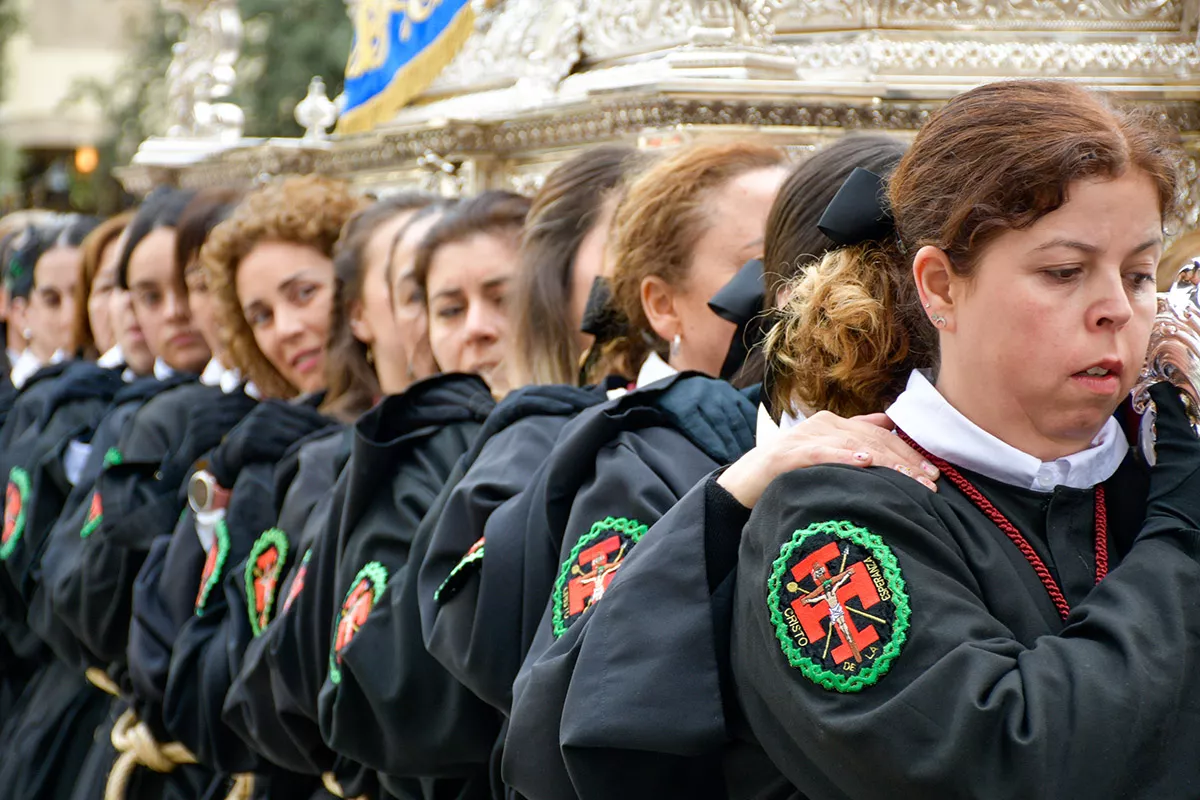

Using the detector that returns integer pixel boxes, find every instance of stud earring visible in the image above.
[931,314,946,328]
[22,328,31,340]
[670,334,681,358]
[923,302,930,308]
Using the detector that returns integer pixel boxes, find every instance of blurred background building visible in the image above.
[0,0,156,212]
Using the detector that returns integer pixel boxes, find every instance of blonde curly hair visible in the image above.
[202,175,366,399]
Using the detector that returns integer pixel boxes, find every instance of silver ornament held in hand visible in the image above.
[1132,259,1200,436]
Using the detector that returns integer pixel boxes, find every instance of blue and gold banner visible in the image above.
[338,0,476,134]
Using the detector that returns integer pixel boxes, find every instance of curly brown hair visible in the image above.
[767,80,1183,418]
[587,140,786,382]
[202,175,366,399]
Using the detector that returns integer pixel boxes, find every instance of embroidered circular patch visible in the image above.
[245,528,289,637]
[194,520,231,616]
[767,520,910,693]
[329,562,388,685]
[80,491,103,539]
[0,467,31,560]
[282,548,311,614]
[552,516,647,638]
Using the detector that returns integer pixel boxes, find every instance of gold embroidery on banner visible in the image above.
[347,0,446,79]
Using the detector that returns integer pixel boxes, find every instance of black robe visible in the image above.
[0,372,193,800]
[320,385,603,797]
[494,375,757,799]
[223,375,493,797]
[727,453,1195,799]
[161,427,344,796]
[32,375,172,671]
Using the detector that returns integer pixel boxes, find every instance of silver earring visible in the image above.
[22,328,31,340]
[923,302,930,308]
[931,314,946,328]
[670,334,681,358]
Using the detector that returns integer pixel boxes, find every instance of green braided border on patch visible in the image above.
[103,448,123,469]
[551,516,647,638]
[434,541,485,604]
[0,467,30,561]
[244,528,290,637]
[328,561,389,686]
[194,519,231,617]
[767,520,910,693]
[80,492,103,539]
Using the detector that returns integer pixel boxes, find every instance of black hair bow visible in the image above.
[817,167,895,247]
[709,258,769,381]
[580,276,628,344]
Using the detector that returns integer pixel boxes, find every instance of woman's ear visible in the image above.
[913,245,957,332]
[640,275,680,343]
[347,299,374,345]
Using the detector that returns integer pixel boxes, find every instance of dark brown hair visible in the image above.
[73,212,133,360]
[323,191,438,422]
[204,175,367,399]
[589,141,787,382]
[412,191,532,294]
[508,146,648,386]
[768,80,1183,418]
[175,188,244,280]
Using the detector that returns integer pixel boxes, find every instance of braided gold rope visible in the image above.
[85,667,120,697]
[104,709,198,800]
[322,771,368,800]
[225,772,256,800]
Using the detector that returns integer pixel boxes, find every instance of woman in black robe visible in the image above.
[159,187,445,800]
[730,80,1200,799]
[501,133,937,800]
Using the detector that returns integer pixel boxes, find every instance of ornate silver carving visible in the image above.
[429,0,582,96]
[878,0,1180,29]
[295,77,339,141]
[790,36,1200,79]
[1133,264,1200,433]
[162,0,245,140]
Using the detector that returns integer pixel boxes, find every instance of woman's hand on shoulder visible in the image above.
[717,410,938,508]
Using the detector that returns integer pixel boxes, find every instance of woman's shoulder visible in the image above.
[748,464,964,568]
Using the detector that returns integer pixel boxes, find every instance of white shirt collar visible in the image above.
[200,358,224,387]
[10,348,65,389]
[97,345,124,370]
[10,349,41,389]
[887,370,1128,493]
[635,351,678,389]
[202,357,246,395]
[755,403,808,445]
[152,358,175,381]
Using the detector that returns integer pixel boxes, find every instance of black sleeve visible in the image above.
[316,496,501,781]
[506,478,747,800]
[42,403,141,668]
[2,397,112,606]
[161,463,278,772]
[316,421,491,780]
[223,486,346,775]
[733,465,1200,799]
[417,416,565,689]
